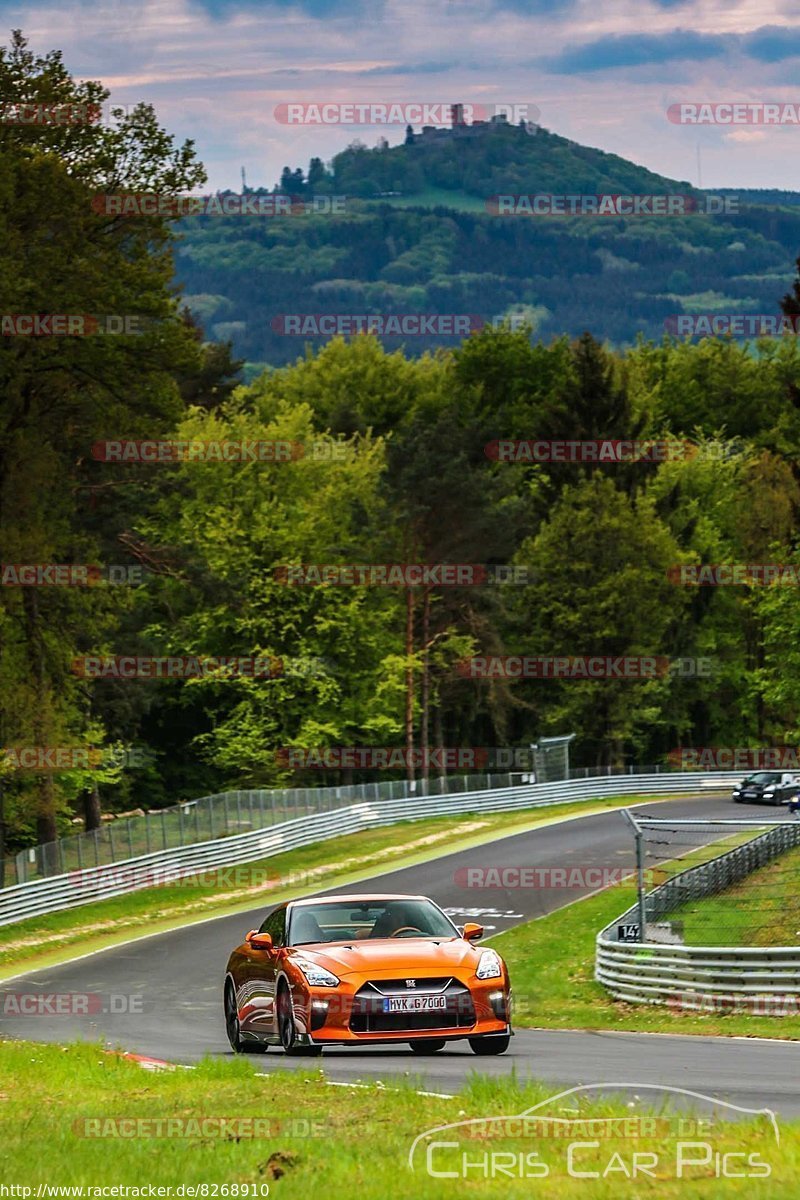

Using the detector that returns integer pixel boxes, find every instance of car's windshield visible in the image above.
[745,773,781,784]
[287,899,458,945]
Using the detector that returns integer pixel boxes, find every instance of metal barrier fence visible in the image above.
[0,770,735,928]
[596,819,800,1009]
[12,772,527,885]
[7,762,700,886]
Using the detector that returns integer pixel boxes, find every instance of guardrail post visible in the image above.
[623,809,648,942]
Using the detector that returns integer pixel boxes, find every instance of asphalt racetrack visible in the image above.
[4,794,800,1115]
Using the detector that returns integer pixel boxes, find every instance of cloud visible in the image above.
[358,61,460,75]
[540,30,731,73]
[488,0,577,10]
[725,128,767,143]
[187,0,358,15]
[540,24,800,76]
[742,24,800,63]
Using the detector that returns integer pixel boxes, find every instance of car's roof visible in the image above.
[290,893,427,906]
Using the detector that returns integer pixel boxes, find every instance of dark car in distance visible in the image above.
[732,771,800,807]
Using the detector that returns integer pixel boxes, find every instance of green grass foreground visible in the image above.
[0,1039,796,1197]
[0,795,657,978]
[492,835,800,1038]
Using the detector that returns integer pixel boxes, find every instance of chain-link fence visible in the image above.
[0,858,17,888]
[4,760,696,888]
[10,770,534,885]
[623,812,800,946]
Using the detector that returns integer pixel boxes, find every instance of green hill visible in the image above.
[320,120,694,199]
[174,121,800,366]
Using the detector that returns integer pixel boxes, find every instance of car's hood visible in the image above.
[286,937,486,978]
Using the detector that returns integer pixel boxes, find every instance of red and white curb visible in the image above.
[116,1050,179,1071]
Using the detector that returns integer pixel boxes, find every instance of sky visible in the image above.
[4,0,800,191]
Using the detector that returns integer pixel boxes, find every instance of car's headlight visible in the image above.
[732,789,740,796]
[764,790,774,798]
[295,960,340,987]
[476,949,503,980]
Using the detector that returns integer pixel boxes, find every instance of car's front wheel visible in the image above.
[408,1039,447,1053]
[277,984,322,1056]
[469,1034,510,1056]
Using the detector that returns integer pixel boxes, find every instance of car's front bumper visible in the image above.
[291,976,511,1044]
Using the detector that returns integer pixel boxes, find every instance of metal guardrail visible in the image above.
[596,820,800,1009]
[13,771,543,884]
[6,762,709,885]
[0,770,735,928]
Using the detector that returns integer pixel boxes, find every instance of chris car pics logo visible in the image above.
[408,1084,778,1181]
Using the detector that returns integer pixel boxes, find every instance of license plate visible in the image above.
[383,995,447,1013]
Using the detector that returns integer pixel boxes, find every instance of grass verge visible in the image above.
[676,844,800,948]
[0,1038,796,1197]
[491,831,800,1038]
[0,794,675,979]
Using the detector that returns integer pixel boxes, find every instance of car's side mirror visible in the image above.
[463,922,484,942]
[246,930,273,950]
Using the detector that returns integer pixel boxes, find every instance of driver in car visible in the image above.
[368,902,418,938]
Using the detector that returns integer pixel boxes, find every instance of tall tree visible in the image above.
[0,31,205,844]
[510,476,687,767]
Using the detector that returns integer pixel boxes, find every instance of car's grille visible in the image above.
[349,979,476,1034]
[365,977,452,995]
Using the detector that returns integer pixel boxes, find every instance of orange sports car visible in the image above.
[224,893,512,1056]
